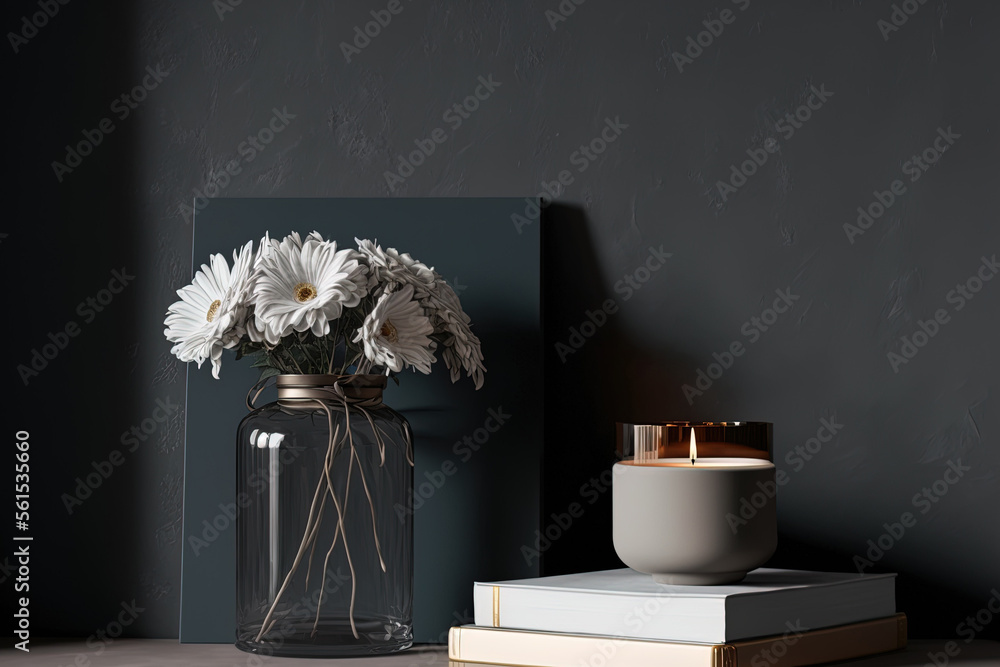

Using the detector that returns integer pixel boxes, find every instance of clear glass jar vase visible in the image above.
[235,374,413,657]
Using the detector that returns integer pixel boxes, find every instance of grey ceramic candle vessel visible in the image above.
[612,459,777,585]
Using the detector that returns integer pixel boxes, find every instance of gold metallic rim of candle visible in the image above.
[617,421,766,426]
[617,459,775,468]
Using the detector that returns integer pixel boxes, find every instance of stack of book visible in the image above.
[449,568,906,667]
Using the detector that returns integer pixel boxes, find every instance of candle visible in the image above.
[613,422,777,585]
[633,431,773,468]
[621,422,771,462]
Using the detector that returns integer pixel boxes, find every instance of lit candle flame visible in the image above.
[690,429,697,465]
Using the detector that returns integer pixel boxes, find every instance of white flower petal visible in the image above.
[355,284,436,374]
[164,241,255,379]
[252,238,368,343]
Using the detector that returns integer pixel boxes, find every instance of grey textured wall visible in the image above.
[5,0,998,644]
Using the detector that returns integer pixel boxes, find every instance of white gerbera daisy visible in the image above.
[164,240,254,379]
[355,238,436,297]
[252,236,368,345]
[424,275,486,389]
[280,230,326,249]
[354,284,436,374]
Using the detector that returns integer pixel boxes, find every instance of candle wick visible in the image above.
[690,457,694,466]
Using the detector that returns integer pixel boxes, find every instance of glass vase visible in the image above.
[235,374,413,657]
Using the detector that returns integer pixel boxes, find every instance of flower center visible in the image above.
[294,282,318,303]
[380,320,398,343]
[206,299,221,322]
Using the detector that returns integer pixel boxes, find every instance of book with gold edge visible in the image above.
[449,613,907,667]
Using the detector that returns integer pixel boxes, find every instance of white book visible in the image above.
[473,568,896,644]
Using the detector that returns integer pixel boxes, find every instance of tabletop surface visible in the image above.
[2,639,1000,666]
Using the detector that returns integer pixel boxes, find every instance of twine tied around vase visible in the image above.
[245,374,413,643]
